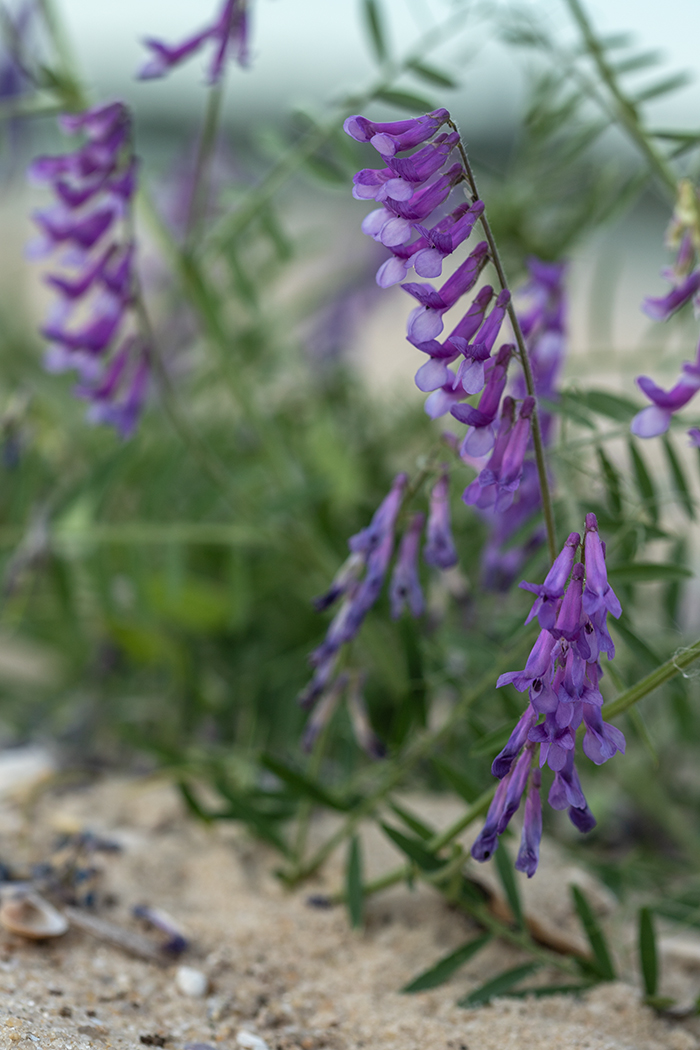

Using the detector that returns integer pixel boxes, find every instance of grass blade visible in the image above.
[457,962,542,1006]
[639,907,659,997]
[571,885,616,981]
[402,934,492,993]
[346,835,364,929]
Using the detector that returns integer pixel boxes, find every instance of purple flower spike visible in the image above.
[343,109,450,155]
[423,474,458,568]
[520,531,580,630]
[390,513,425,619]
[515,767,542,877]
[582,513,621,620]
[138,0,250,83]
[29,102,151,436]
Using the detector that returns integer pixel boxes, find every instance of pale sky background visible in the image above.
[55,0,700,134]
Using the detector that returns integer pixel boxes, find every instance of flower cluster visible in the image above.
[477,258,567,590]
[138,0,249,83]
[631,179,700,441]
[29,102,149,437]
[300,470,459,749]
[345,109,533,512]
[471,514,625,876]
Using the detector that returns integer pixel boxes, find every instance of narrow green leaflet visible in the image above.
[607,563,693,584]
[432,758,479,803]
[375,88,438,112]
[381,823,444,872]
[663,435,695,520]
[260,754,353,811]
[634,72,692,103]
[569,389,640,422]
[470,722,514,757]
[362,0,388,62]
[571,885,616,981]
[346,836,364,929]
[597,447,622,517]
[402,934,492,993]
[407,59,457,89]
[457,962,542,1007]
[639,907,658,998]
[502,983,593,999]
[628,439,658,522]
[389,800,435,841]
[494,844,525,930]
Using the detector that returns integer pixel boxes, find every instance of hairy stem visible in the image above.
[449,125,558,563]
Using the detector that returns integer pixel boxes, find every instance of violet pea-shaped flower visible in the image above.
[343,109,450,155]
[547,750,588,810]
[389,513,425,619]
[352,134,458,203]
[349,473,407,555]
[138,0,250,82]
[463,396,515,509]
[515,767,542,878]
[497,627,556,696]
[631,347,700,438]
[453,289,510,395]
[470,772,511,862]
[411,200,485,279]
[582,512,621,619]
[582,703,626,765]
[403,241,488,343]
[491,703,537,778]
[493,395,534,512]
[642,269,700,321]
[423,474,458,569]
[451,343,513,456]
[520,531,580,631]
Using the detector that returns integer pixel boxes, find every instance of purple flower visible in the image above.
[390,513,425,619]
[423,473,458,569]
[29,102,151,436]
[515,767,542,877]
[343,110,450,155]
[402,242,488,342]
[138,0,250,83]
[631,342,700,437]
[643,270,700,321]
[582,513,622,620]
[451,343,514,456]
[463,396,515,508]
[520,530,580,630]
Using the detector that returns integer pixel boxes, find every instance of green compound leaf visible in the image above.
[402,934,492,993]
[639,907,659,998]
[457,962,542,1006]
[494,843,525,930]
[571,885,616,981]
[346,835,364,929]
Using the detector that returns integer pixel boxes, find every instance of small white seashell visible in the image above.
[175,965,209,998]
[237,1030,270,1050]
[0,891,68,939]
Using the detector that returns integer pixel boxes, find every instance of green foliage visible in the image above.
[402,934,492,993]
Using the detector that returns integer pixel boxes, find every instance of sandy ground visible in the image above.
[0,768,700,1050]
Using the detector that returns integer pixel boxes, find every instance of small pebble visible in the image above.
[184,1044,216,1050]
[175,965,209,998]
[237,1030,270,1050]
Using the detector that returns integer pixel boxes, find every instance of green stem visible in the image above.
[184,82,225,248]
[604,637,700,718]
[449,128,557,563]
[563,0,677,198]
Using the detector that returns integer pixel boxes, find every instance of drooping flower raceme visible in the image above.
[138,0,250,82]
[301,468,461,751]
[632,179,700,441]
[28,102,150,437]
[470,513,624,877]
[345,108,540,513]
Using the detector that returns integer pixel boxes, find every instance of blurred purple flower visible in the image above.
[29,102,150,436]
[138,0,250,83]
